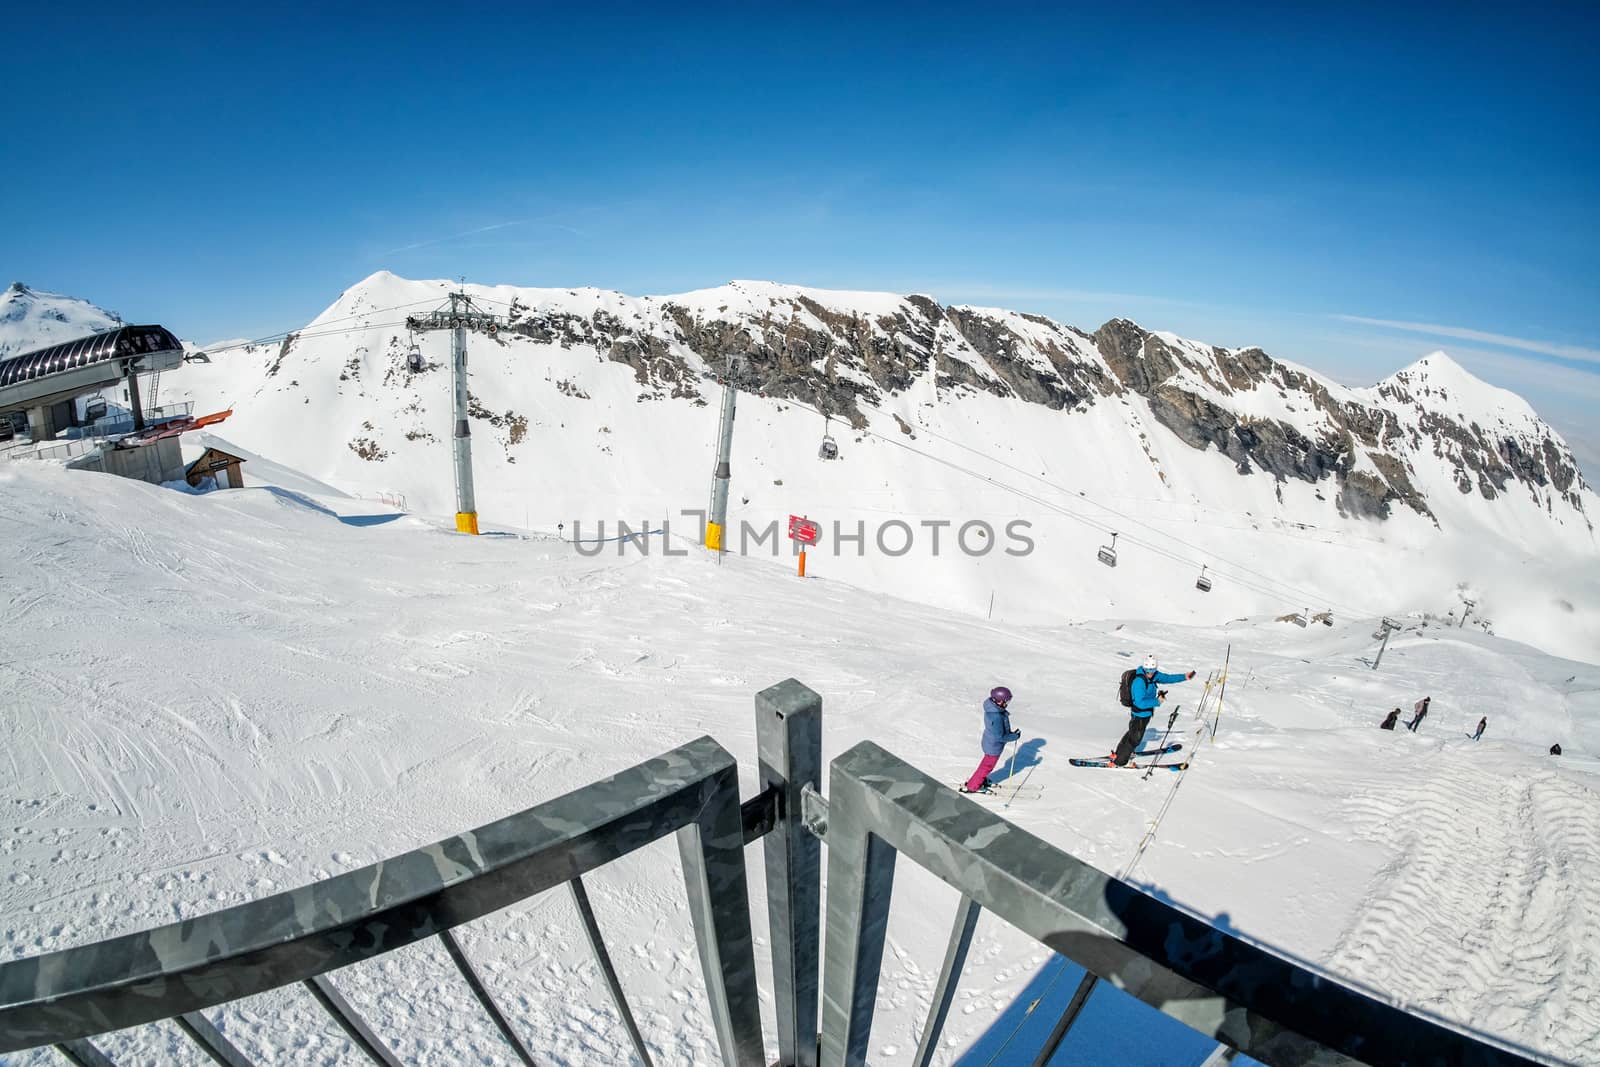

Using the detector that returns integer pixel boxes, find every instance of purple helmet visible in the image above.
[990,686,1012,704]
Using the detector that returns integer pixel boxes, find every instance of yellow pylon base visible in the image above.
[705,521,724,551]
[456,512,479,534]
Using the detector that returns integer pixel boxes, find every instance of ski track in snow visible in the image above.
[1331,762,1600,1062]
[0,462,1596,1066]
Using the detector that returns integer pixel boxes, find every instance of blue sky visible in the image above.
[5,3,1597,468]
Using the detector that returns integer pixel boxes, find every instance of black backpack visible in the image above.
[1118,669,1138,708]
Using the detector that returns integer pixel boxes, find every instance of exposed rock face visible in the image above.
[1098,321,1421,519]
[286,276,1592,532]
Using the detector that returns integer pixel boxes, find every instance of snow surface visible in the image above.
[1,460,1597,1065]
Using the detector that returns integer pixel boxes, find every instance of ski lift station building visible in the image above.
[0,326,185,442]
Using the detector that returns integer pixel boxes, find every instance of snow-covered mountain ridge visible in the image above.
[291,273,1589,524]
[10,274,1598,662]
[0,282,120,359]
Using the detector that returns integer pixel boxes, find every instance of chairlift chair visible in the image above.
[1293,609,1309,628]
[817,413,839,460]
[1195,564,1212,593]
[407,344,425,372]
[1097,532,1119,567]
[84,396,109,422]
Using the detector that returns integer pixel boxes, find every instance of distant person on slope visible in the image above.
[1473,716,1487,741]
[1381,708,1401,731]
[1406,696,1431,732]
[1550,743,1562,756]
[1111,656,1195,767]
[961,686,1021,794]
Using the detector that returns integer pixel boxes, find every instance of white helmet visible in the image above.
[1142,654,1158,671]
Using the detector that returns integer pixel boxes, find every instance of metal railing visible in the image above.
[0,680,1550,1067]
[64,402,195,441]
[0,436,104,464]
[0,734,765,1066]
[0,403,198,465]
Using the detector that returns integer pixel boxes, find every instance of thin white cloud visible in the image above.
[378,218,588,257]
[1332,314,1600,365]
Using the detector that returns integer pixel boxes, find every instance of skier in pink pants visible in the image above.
[961,687,1020,794]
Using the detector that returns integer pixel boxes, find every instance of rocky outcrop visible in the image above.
[1085,318,1462,521]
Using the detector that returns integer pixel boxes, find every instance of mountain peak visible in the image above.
[0,283,121,358]
[1377,349,1538,423]
[1403,350,1472,379]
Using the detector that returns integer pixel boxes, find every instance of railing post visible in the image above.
[911,896,981,1067]
[755,679,823,1067]
[817,763,898,1067]
[567,877,654,1067]
[677,759,766,1066]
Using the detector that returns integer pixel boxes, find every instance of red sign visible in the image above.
[788,515,820,545]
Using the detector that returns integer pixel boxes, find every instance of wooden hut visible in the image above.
[184,445,246,490]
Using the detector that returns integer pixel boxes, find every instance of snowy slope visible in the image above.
[1,460,1596,1065]
[150,273,1600,664]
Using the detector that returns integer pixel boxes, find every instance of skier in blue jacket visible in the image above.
[1111,655,1195,767]
[962,687,1021,793]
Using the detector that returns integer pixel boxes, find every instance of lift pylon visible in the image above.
[406,291,502,535]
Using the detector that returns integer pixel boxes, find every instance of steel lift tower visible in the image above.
[407,291,501,534]
[705,356,744,552]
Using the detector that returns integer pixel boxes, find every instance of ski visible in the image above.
[1068,759,1188,772]
[957,783,1043,799]
[1067,743,1181,766]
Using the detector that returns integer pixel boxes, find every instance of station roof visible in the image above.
[0,326,183,390]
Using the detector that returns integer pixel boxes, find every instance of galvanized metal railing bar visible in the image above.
[1026,971,1096,1067]
[1200,1044,1242,1066]
[676,750,767,1067]
[910,895,981,1067]
[817,741,1543,1067]
[0,735,748,1052]
[568,876,654,1067]
[437,928,541,1067]
[304,975,403,1067]
[817,791,898,1067]
[175,1010,257,1067]
[754,679,823,1067]
[55,1039,116,1067]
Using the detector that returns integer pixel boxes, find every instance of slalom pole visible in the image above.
[1211,644,1232,743]
[1193,670,1217,730]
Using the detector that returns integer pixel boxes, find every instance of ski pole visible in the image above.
[1004,736,1019,789]
[1143,708,1180,781]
